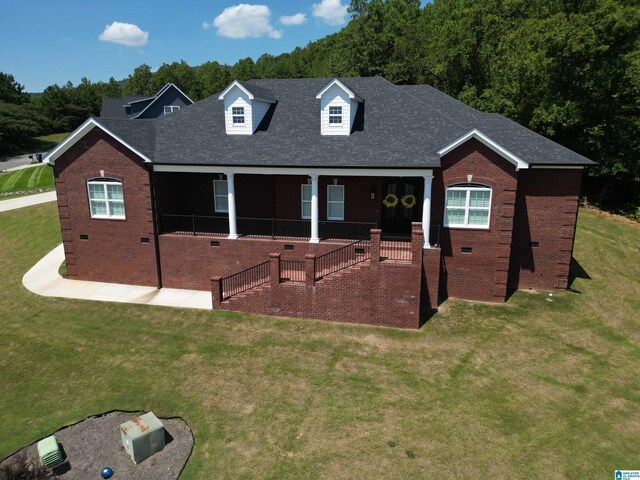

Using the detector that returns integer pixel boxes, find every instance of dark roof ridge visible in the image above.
[385,78,470,133]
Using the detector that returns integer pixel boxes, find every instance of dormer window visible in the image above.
[316,79,363,136]
[163,105,180,115]
[218,80,276,135]
[232,107,245,125]
[329,106,342,124]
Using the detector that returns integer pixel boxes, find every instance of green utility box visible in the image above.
[120,412,165,464]
[37,435,62,467]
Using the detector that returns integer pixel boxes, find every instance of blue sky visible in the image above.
[0,0,353,92]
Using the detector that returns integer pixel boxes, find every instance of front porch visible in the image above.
[152,168,439,246]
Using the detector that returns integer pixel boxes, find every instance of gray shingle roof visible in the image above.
[399,84,594,166]
[241,81,277,103]
[93,77,594,168]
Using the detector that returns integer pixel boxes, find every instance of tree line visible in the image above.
[1,0,638,216]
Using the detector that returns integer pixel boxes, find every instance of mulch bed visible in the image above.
[0,411,194,479]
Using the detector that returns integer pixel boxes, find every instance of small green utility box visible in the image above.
[37,435,62,468]
[120,412,165,464]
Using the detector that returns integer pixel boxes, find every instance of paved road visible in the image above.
[0,154,41,171]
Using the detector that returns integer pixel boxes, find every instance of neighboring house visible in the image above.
[44,77,594,329]
[100,83,193,119]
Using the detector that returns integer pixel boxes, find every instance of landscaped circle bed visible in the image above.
[0,411,193,479]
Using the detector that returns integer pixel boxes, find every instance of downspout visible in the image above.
[148,166,163,289]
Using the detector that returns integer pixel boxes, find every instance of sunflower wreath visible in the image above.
[401,194,417,209]
[382,193,399,208]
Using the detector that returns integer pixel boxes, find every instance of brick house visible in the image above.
[44,77,593,329]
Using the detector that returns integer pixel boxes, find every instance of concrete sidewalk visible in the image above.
[0,191,57,212]
[23,244,212,310]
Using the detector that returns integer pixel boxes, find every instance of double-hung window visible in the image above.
[301,184,311,219]
[329,106,342,124]
[87,178,125,219]
[232,107,245,125]
[213,179,229,213]
[444,184,491,228]
[327,185,344,221]
[163,105,180,115]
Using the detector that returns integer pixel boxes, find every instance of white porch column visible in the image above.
[310,174,320,243]
[226,172,238,239]
[422,172,433,248]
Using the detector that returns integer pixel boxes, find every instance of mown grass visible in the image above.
[21,132,70,156]
[0,204,638,479]
[0,165,54,195]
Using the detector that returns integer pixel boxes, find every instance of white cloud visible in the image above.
[99,21,149,47]
[202,21,211,30]
[213,4,282,39]
[280,13,307,26]
[312,0,348,25]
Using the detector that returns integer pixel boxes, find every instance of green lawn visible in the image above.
[0,165,54,195]
[0,204,638,479]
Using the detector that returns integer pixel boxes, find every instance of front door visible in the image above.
[381,179,422,238]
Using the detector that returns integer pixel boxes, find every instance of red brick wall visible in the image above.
[53,128,158,286]
[275,176,381,223]
[508,168,583,290]
[431,138,518,302]
[212,228,440,329]
[159,236,345,290]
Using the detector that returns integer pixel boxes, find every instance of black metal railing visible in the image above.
[220,261,270,300]
[238,217,311,239]
[280,260,305,283]
[314,240,371,280]
[319,221,376,240]
[380,239,412,262]
[160,213,376,241]
[159,214,228,236]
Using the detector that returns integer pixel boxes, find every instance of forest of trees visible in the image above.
[1,0,638,217]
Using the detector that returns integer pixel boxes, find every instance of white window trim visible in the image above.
[327,184,345,221]
[232,106,245,125]
[444,185,492,229]
[87,179,125,219]
[301,184,311,220]
[163,105,180,115]
[328,106,343,125]
[213,179,229,213]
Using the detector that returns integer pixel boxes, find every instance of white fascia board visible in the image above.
[218,80,253,101]
[315,79,363,103]
[166,83,194,105]
[437,129,529,171]
[43,118,152,165]
[154,164,433,178]
[529,165,584,169]
[127,96,154,104]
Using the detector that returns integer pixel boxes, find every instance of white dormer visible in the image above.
[316,79,363,136]
[218,80,276,135]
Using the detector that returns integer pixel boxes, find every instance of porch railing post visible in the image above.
[305,254,316,286]
[211,276,223,308]
[271,217,275,240]
[411,222,424,266]
[191,214,196,236]
[270,253,281,288]
[370,228,381,265]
